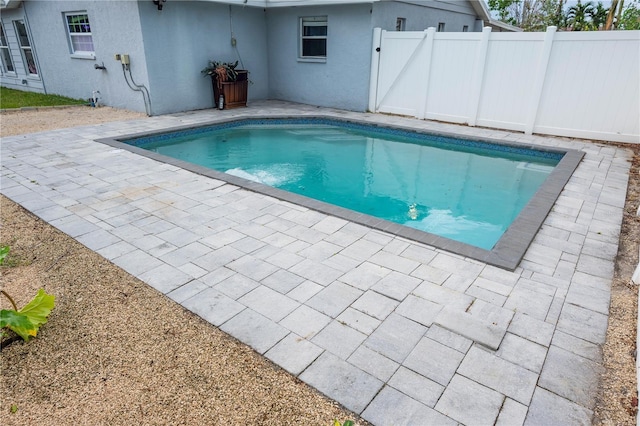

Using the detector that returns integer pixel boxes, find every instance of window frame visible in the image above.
[462,25,469,32]
[64,12,95,59]
[299,16,327,62]
[13,19,38,77]
[437,22,446,32]
[0,23,15,75]
[396,17,406,31]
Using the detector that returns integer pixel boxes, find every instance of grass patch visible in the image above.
[0,87,86,109]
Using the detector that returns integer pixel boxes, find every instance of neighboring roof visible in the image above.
[487,18,523,32]
[468,0,492,21]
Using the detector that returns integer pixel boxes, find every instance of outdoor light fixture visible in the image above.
[152,0,166,10]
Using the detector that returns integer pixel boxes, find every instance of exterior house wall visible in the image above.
[137,1,269,115]
[2,0,487,115]
[371,0,481,32]
[0,4,44,93]
[19,0,149,112]
[266,3,373,112]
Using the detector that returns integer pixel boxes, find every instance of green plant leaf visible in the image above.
[19,289,55,328]
[1,289,55,341]
[1,309,36,341]
[344,421,354,426]
[0,245,9,265]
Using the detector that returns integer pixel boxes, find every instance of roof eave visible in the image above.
[195,0,375,6]
[0,0,23,9]
[487,18,523,32]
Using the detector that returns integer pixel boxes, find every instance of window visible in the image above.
[65,12,94,56]
[300,16,327,60]
[437,22,445,32]
[396,17,406,31]
[14,20,37,76]
[462,25,469,32]
[0,24,15,74]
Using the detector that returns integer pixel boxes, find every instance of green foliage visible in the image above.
[488,0,518,21]
[619,0,640,29]
[201,60,239,82]
[0,87,86,109]
[567,0,596,30]
[542,0,567,28]
[0,245,9,265]
[10,404,18,414]
[1,289,55,342]
[0,245,19,267]
[591,2,610,28]
[487,0,638,31]
[1,310,35,340]
[333,420,354,426]
[488,0,561,31]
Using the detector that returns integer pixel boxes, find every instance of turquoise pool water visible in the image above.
[128,120,561,250]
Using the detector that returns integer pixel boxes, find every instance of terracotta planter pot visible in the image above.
[212,70,248,109]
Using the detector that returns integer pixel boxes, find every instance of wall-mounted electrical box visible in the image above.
[113,54,129,64]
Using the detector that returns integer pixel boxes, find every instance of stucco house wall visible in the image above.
[137,1,269,115]
[14,1,148,111]
[266,3,373,112]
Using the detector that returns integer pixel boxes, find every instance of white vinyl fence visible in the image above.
[368,26,640,144]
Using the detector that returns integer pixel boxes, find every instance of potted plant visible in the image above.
[201,60,248,110]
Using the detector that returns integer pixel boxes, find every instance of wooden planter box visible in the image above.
[212,70,248,109]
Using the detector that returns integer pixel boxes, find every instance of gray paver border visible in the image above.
[96,114,584,271]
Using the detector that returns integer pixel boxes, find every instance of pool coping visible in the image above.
[97,114,584,271]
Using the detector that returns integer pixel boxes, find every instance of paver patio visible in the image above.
[0,101,631,425]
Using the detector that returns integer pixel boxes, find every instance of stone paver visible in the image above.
[387,366,444,407]
[299,352,383,414]
[403,336,465,386]
[433,306,507,350]
[364,313,427,364]
[1,101,630,425]
[264,333,324,376]
[526,387,593,426]
[279,305,331,339]
[435,374,504,425]
[219,308,289,354]
[363,386,456,426]
[538,345,605,408]
[348,345,399,382]
[311,320,367,360]
[458,346,537,405]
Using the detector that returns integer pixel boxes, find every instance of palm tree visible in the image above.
[591,2,610,29]
[605,0,624,29]
[567,0,595,30]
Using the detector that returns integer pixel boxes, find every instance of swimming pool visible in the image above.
[100,117,583,270]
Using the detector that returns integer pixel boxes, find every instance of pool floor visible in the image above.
[1,101,629,425]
